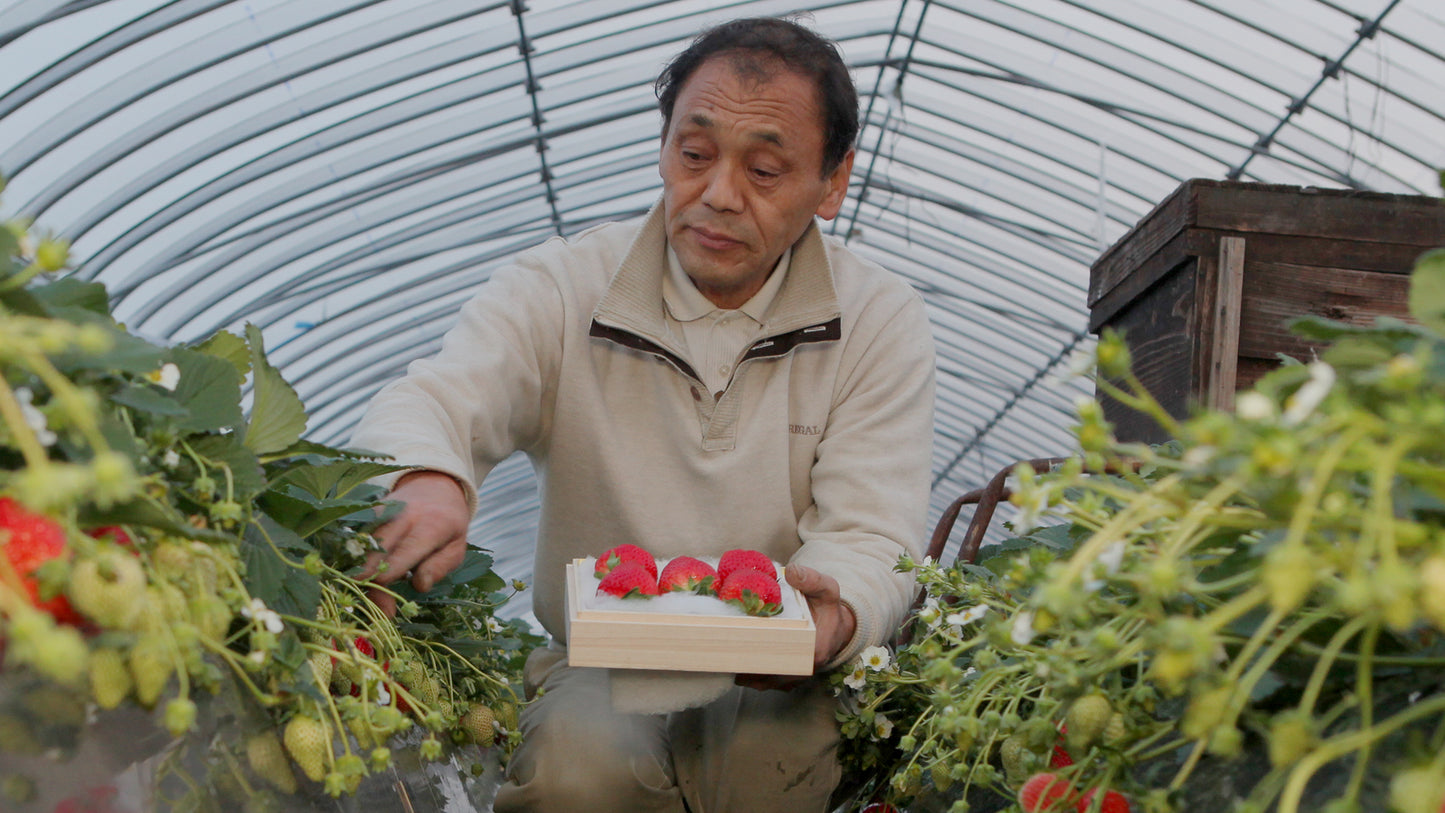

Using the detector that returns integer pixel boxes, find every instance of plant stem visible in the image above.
[1342,622,1380,805]
[1300,614,1369,714]
[1276,691,1445,812]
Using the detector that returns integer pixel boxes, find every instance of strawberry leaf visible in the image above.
[241,323,307,456]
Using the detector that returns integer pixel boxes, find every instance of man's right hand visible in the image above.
[363,470,472,616]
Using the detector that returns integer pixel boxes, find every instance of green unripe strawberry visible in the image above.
[89,647,133,709]
[1102,712,1128,745]
[1388,765,1445,813]
[307,649,333,688]
[284,715,330,783]
[68,551,146,629]
[34,237,69,272]
[414,676,442,708]
[1181,686,1232,739]
[1064,694,1112,753]
[1261,545,1315,614]
[369,747,392,772]
[1266,712,1315,769]
[165,697,197,737]
[1372,561,1418,631]
[129,634,172,707]
[1421,556,1445,632]
[348,714,387,749]
[247,730,298,794]
[460,704,495,745]
[191,594,232,641]
[1000,734,1034,784]
[150,541,193,581]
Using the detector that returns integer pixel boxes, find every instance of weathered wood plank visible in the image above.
[1089,181,1194,305]
[1192,184,1445,245]
[1237,261,1414,361]
[1206,237,1246,410]
[1099,261,1197,445]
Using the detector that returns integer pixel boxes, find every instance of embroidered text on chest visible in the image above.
[789,424,822,436]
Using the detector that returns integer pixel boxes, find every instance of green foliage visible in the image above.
[0,180,540,802]
[836,249,1445,813]
[241,323,307,455]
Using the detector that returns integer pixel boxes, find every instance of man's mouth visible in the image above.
[689,225,742,252]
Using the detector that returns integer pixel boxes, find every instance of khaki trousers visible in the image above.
[492,647,843,813]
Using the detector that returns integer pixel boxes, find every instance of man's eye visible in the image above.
[752,168,779,179]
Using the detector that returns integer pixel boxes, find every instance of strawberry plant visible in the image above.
[835,245,1445,812]
[0,176,542,810]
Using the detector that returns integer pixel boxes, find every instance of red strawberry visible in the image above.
[1019,772,1077,812]
[717,549,777,583]
[657,556,717,594]
[0,497,82,624]
[86,526,133,549]
[353,636,375,659]
[596,561,658,599]
[594,544,658,580]
[1077,788,1131,813]
[860,803,900,813]
[1052,723,1074,768]
[717,568,782,616]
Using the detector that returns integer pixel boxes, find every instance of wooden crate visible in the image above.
[563,560,816,676]
[1088,179,1445,443]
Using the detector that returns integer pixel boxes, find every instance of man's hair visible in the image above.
[655,16,860,176]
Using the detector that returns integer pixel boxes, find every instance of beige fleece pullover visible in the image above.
[350,199,937,668]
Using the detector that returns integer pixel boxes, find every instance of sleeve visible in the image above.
[787,287,937,669]
[347,254,568,516]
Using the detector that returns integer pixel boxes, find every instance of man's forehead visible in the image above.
[679,111,786,147]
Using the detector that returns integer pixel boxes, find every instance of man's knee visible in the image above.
[501,738,677,812]
[496,660,682,812]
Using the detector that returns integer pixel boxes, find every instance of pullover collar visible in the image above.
[592,198,842,358]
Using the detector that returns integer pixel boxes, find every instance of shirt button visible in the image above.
[717,364,730,377]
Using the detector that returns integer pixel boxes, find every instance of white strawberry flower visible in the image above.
[1282,361,1335,426]
[873,713,894,740]
[843,664,868,691]
[946,605,988,627]
[147,362,180,391]
[486,616,504,633]
[15,387,56,446]
[1234,391,1275,421]
[241,598,284,634]
[860,645,891,672]
[162,449,181,468]
[918,597,943,628]
[1011,610,1037,646]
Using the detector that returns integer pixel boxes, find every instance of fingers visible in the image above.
[359,472,472,610]
[785,563,838,601]
[365,586,398,618]
[412,536,467,593]
[734,673,805,692]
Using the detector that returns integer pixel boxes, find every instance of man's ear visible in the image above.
[815,148,856,221]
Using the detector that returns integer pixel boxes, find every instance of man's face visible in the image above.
[659,56,855,309]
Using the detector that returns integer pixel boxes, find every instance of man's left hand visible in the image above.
[735,563,855,691]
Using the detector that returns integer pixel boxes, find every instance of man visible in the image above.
[351,16,936,812]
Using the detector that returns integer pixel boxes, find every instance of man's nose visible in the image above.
[700,162,745,213]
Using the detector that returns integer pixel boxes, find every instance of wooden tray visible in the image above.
[563,559,816,675]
